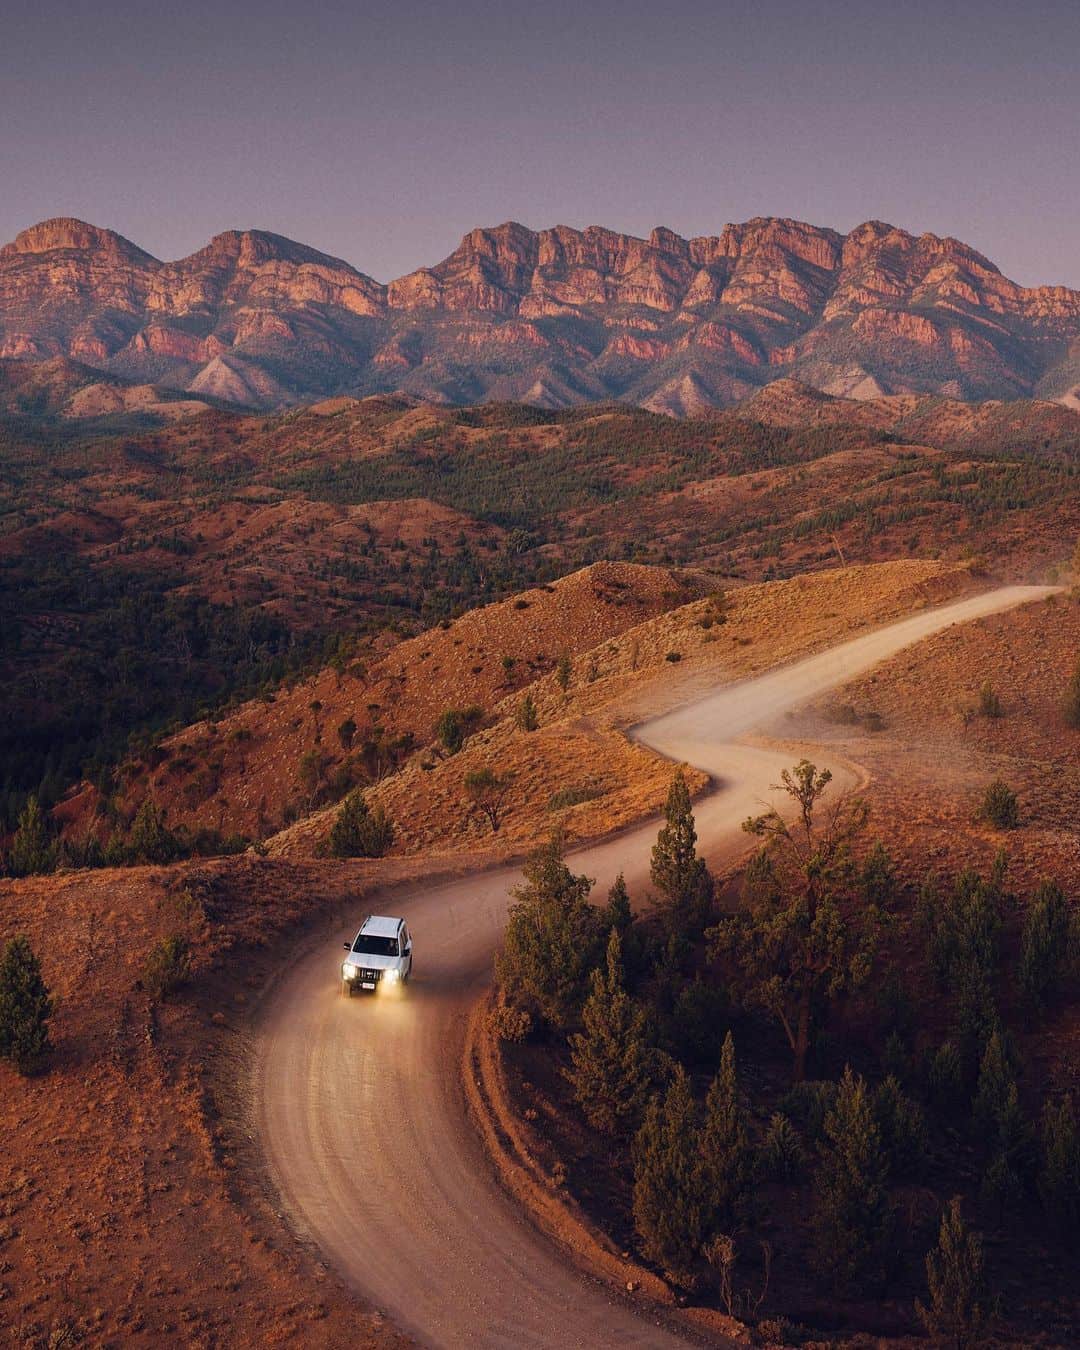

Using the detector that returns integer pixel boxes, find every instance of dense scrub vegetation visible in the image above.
[3,393,1077,856]
[493,769,1080,1342]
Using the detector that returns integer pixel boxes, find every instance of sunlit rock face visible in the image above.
[3,214,1079,409]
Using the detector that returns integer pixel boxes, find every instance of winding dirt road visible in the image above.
[255,586,1051,1348]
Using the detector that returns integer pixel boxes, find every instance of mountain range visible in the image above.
[2,214,1080,412]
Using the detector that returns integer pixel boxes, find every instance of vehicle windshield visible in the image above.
[352,936,400,957]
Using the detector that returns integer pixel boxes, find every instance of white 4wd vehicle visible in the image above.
[341,915,413,995]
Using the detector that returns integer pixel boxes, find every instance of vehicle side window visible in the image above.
[402,926,410,950]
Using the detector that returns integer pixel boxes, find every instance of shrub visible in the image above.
[556,652,572,690]
[127,800,182,864]
[515,693,539,732]
[547,782,605,812]
[8,797,57,877]
[434,705,483,754]
[664,650,682,663]
[978,680,1002,718]
[778,1080,838,1143]
[328,790,394,857]
[0,936,52,1074]
[143,935,191,1002]
[760,1113,803,1181]
[980,779,1019,829]
[488,998,532,1043]
[336,717,357,750]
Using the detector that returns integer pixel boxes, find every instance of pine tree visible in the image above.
[602,873,633,933]
[328,789,394,857]
[1018,880,1076,1016]
[0,936,53,1074]
[712,761,875,1082]
[1038,1094,1080,1242]
[127,799,182,864]
[567,930,654,1135]
[972,1028,1013,1137]
[872,1075,926,1180]
[700,1032,753,1230]
[650,770,713,937]
[812,1066,891,1292]
[974,1031,1034,1220]
[632,1067,707,1283]
[495,835,601,1029]
[8,796,56,877]
[916,1197,988,1350]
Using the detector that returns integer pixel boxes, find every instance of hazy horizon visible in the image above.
[3,0,1079,288]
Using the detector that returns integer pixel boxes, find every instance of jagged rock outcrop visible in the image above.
[2,214,1079,410]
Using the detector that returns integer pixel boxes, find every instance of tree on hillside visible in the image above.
[336,717,357,750]
[328,789,394,857]
[127,799,182,864]
[0,936,53,1075]
[812,1066,892,1292]
[980,778,1019,829]
[1038,1094,1080,1242]
[556,651,572,691]
[974,1030,1034,1220]
[567,929,657,1135]
[916,1198,989,1350]
[515,693,539,732]
[8,796,57,877]
[434,705,483,755]
[700,1032,754,1231]
[651,770,714,938]
[632,1066,707,1283]
[711,761,877,1082]
[1018,880,1077,1016]
[464,766,513,833]
[495,835,601,1030]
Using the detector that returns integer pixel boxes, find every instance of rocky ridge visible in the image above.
[3,215,1080,409]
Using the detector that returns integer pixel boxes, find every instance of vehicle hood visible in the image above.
[344,952,400,971]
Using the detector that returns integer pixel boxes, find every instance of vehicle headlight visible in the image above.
[342,962,357,978]
[384,968,400,983]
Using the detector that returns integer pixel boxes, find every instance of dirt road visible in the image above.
[254,585,1052,1348]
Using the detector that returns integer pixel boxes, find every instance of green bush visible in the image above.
[515,693,539,732]
[978,680,1002,718]
[0,936,53,1074]
[980,779,1019,829]
[143,935,191,1002]
[328,789,394,857]
[760,1112,804,1181]
[547,782,604,812]
[7,797,57,877]
[434,705,483,754]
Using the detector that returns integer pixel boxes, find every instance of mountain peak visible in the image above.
[3,217,158,264]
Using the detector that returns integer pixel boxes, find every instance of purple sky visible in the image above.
[3,0,1078,287]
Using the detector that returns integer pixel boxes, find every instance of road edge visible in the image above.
[462,992,753,1347]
